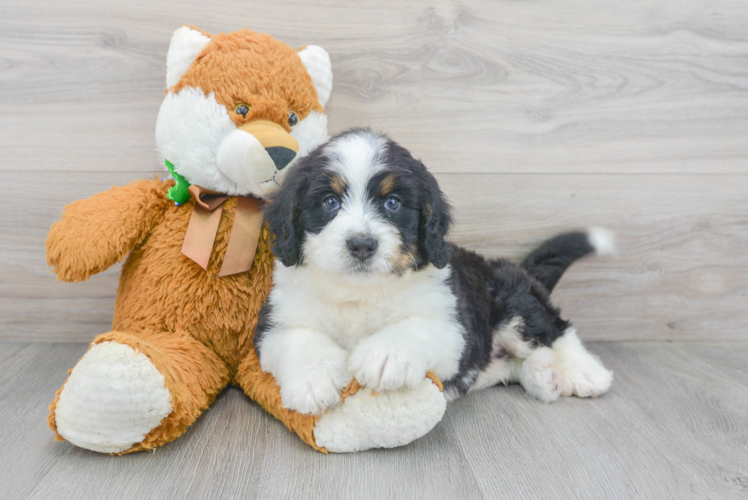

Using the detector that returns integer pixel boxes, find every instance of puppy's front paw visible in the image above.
[279,361,349,416]
[349,341,427,392]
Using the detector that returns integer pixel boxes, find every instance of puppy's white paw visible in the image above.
[520,347,561,403]
[559,355,613,398]
[349,340,427,392]
[279,359,349,416]
[553,328,613,398]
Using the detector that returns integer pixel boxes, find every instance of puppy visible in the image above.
[256,128,613,415]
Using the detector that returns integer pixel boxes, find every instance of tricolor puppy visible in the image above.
[256,128,614,415]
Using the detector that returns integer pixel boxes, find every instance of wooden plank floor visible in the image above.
[1,0,747,342]
[2,341,746,500]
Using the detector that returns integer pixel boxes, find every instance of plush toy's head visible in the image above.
[156,27,332,200]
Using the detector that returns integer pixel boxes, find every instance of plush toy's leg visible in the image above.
[235,346,324,450]
[312,373,447,453]
[49,330,230,454]
[236,346,446,453]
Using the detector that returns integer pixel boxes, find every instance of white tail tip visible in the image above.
[587,227,616,256]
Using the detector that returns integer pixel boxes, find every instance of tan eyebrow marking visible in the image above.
[380,174,396,196]
[424,204,432,219]
[330,174,346,195]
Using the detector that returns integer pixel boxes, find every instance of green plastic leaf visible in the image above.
[164,159,191,204]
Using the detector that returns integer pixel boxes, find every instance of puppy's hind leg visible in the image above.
[552,327,613,398]
[490,317,561,402]
[519,347,562,402]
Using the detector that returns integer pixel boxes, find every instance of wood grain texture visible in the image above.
[3,171,746,341]
[1,1,747,341]
[1,0,747,174]
[2,341,746,499]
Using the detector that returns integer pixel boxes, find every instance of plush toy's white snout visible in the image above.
[216,120,300,198]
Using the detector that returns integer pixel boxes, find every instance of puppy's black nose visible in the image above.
[347,236,378,261]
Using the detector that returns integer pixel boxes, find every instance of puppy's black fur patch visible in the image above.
[260,128,598,398]
[380,138,453,269]
[264,128,453,270]
[264,146,342,267]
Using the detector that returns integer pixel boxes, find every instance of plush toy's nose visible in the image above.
[239,120,299,170]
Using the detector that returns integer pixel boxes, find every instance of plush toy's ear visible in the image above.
[165,26,212,90]
[298,46,333,108]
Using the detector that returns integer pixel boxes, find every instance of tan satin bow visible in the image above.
[181,185,263,277]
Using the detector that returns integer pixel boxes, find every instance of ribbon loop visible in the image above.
[188,185,228,211]
[181,185,263,276]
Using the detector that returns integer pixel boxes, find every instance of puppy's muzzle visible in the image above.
[347,235,378,262]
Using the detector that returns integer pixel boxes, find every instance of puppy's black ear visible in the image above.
[413,161,453,269]
[263,159,312,267]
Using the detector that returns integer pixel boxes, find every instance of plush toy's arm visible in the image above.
[47,179,172,282]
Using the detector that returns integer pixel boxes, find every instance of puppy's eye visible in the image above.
[235,103,250,118]
[323,195,340,211]
[288,111,299,128]
[384,196,400,211]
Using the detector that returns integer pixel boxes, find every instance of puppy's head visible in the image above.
[265,128,452,277]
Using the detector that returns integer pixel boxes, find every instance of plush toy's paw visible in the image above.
[519,347,562,403]
[348,339,427,392]
[279,358,349,416]
[54,342,172,453]
[313,375,446,453]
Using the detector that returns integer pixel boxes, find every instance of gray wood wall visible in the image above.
[1,0,746,342]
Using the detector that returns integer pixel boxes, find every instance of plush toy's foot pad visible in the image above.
[55,341,172,453]
[313,376,446,453]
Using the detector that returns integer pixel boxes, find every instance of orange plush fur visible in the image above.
[173,30,324,129]
[46,29,336,453]
[47,29,444,454]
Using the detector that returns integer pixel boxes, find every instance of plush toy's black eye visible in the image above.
[235,103,249,118]
[323,195,340,211]
[288,111,299,128]
[384,196,401,211]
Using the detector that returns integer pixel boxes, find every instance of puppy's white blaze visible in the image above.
[324,131,387,194]
[261,129,466,420]
[304,130,401,276]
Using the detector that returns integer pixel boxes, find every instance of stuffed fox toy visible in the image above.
[46,27,446,454]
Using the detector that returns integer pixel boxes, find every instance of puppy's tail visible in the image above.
[520,227,615,293]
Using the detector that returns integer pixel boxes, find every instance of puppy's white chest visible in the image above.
[325,298,398,350]
[272,264,457,353]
